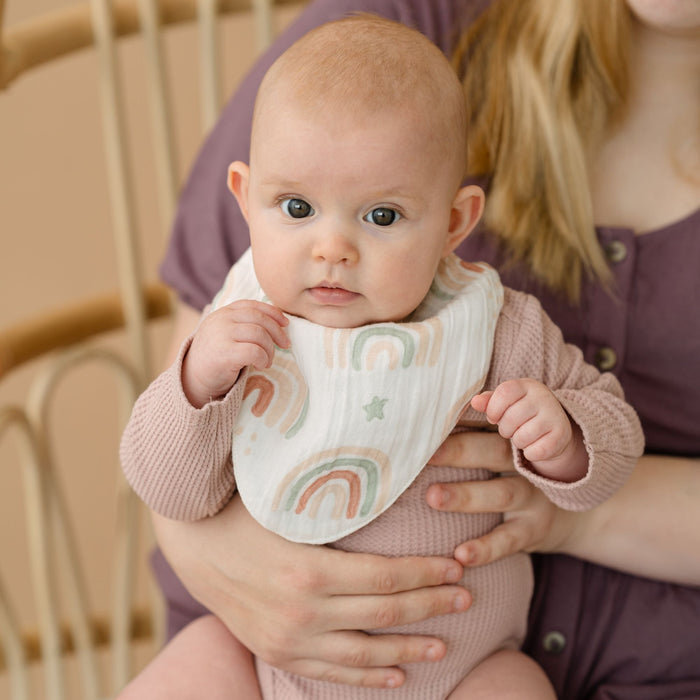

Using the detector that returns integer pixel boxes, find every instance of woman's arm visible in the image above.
[151,302,472,689]
[428,431,700,587]
[556,453,700,586]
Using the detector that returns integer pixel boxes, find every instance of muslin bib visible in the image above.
[212,248,503,543]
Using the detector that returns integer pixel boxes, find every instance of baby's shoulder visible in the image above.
[497,286,547,328]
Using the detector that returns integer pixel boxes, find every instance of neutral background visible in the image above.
[0,0,301,694]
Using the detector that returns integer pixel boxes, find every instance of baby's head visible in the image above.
[229,15,484,328]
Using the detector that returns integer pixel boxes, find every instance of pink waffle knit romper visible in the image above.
[121,287,643,699]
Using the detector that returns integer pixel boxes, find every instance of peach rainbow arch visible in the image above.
[306,482,347,520]
[244,351,308,437]
[411,317,443,367]
[272,447,391,520]
[430,256,487,300]
[243,375,274,417]
[296,470,362,519]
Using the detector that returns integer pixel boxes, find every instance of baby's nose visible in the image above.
[312,231,359,265]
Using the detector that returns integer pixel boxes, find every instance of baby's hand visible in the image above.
[471,379,587,483]
[182,300,290,408]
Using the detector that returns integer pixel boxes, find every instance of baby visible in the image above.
[120,15,643,700]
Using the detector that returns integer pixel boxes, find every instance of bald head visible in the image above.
[252,15,468,188]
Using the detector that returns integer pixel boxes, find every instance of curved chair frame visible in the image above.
[0,1,305,697]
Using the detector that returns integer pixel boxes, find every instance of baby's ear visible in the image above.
[228,161,251,222]
[443,185,485,255]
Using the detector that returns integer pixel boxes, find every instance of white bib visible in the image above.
[213,249,503,543]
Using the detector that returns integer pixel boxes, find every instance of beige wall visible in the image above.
[0,1,302,694]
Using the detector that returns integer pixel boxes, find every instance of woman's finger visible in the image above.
[428,430,513,472]
[291,629,449,678]
[286,627,455,688]
[453,519,536,566]
[426,476,561,567]
[426,474,529,513]
[326,584,471,631]
[315,550,464,596]
[286,656,408,689]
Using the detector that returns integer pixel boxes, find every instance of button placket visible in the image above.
[604,240,627,264]
[542,630,567,655]
[594,346,617,372]
[585,230,634,374]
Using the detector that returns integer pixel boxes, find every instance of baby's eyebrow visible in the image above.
[365,188,427,206]
[258,177,305,190]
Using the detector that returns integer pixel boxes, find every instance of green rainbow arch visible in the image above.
[429,277,456,301]
[283,457,379,517]
[284,393,309,439]
[351,327,415,370]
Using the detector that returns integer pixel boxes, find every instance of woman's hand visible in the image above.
[426,432,700,586]
[425,430,569,567]
[152,495,472,689]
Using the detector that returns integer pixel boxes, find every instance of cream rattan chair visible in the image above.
[0,1,305,697]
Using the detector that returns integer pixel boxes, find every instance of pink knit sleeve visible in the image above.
[120,336,246,520]
[477,289,644,511]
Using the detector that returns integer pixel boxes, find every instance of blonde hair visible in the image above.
[454,0,631,300]
[254,14,468,189]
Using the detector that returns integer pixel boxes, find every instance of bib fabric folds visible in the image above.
[212,248,503,543]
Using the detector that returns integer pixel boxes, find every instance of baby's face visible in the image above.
[237,104,462,328]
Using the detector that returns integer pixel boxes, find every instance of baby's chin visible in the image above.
[278,293,415,329]
[295,309,412,329]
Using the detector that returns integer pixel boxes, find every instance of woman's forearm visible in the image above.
[556,454,700,586]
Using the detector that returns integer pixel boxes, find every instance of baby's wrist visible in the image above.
[181,355,238,409]
[530,424,588,483]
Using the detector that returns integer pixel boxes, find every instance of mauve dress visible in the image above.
[151,0,700,697]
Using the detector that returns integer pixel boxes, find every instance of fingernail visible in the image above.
[424,643,440,661]
[453,593,468,611]
[385,673,402,688]
[440,488,452,507]
[456,545,477,566]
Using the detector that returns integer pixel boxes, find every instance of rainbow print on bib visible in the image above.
[214,248,503,543]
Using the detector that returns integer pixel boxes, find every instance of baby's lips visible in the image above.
[308,285,360,305]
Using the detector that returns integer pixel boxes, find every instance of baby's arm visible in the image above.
[120,300,289,520]
[182,299,289,408]
[463,288,644,512]
[470,380,588,483]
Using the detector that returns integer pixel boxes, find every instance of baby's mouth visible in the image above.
[308,284,360,305]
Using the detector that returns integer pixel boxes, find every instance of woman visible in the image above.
[149,0,700,697]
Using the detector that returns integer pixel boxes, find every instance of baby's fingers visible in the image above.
[227,325,282,370]
[220,300,291,349]
[469,391,493,415]
[471,379,527,426]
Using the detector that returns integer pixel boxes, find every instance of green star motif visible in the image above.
[363,396,388,421]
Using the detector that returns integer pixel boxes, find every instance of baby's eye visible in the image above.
[280,198,314,219]
[364,207,401,226]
